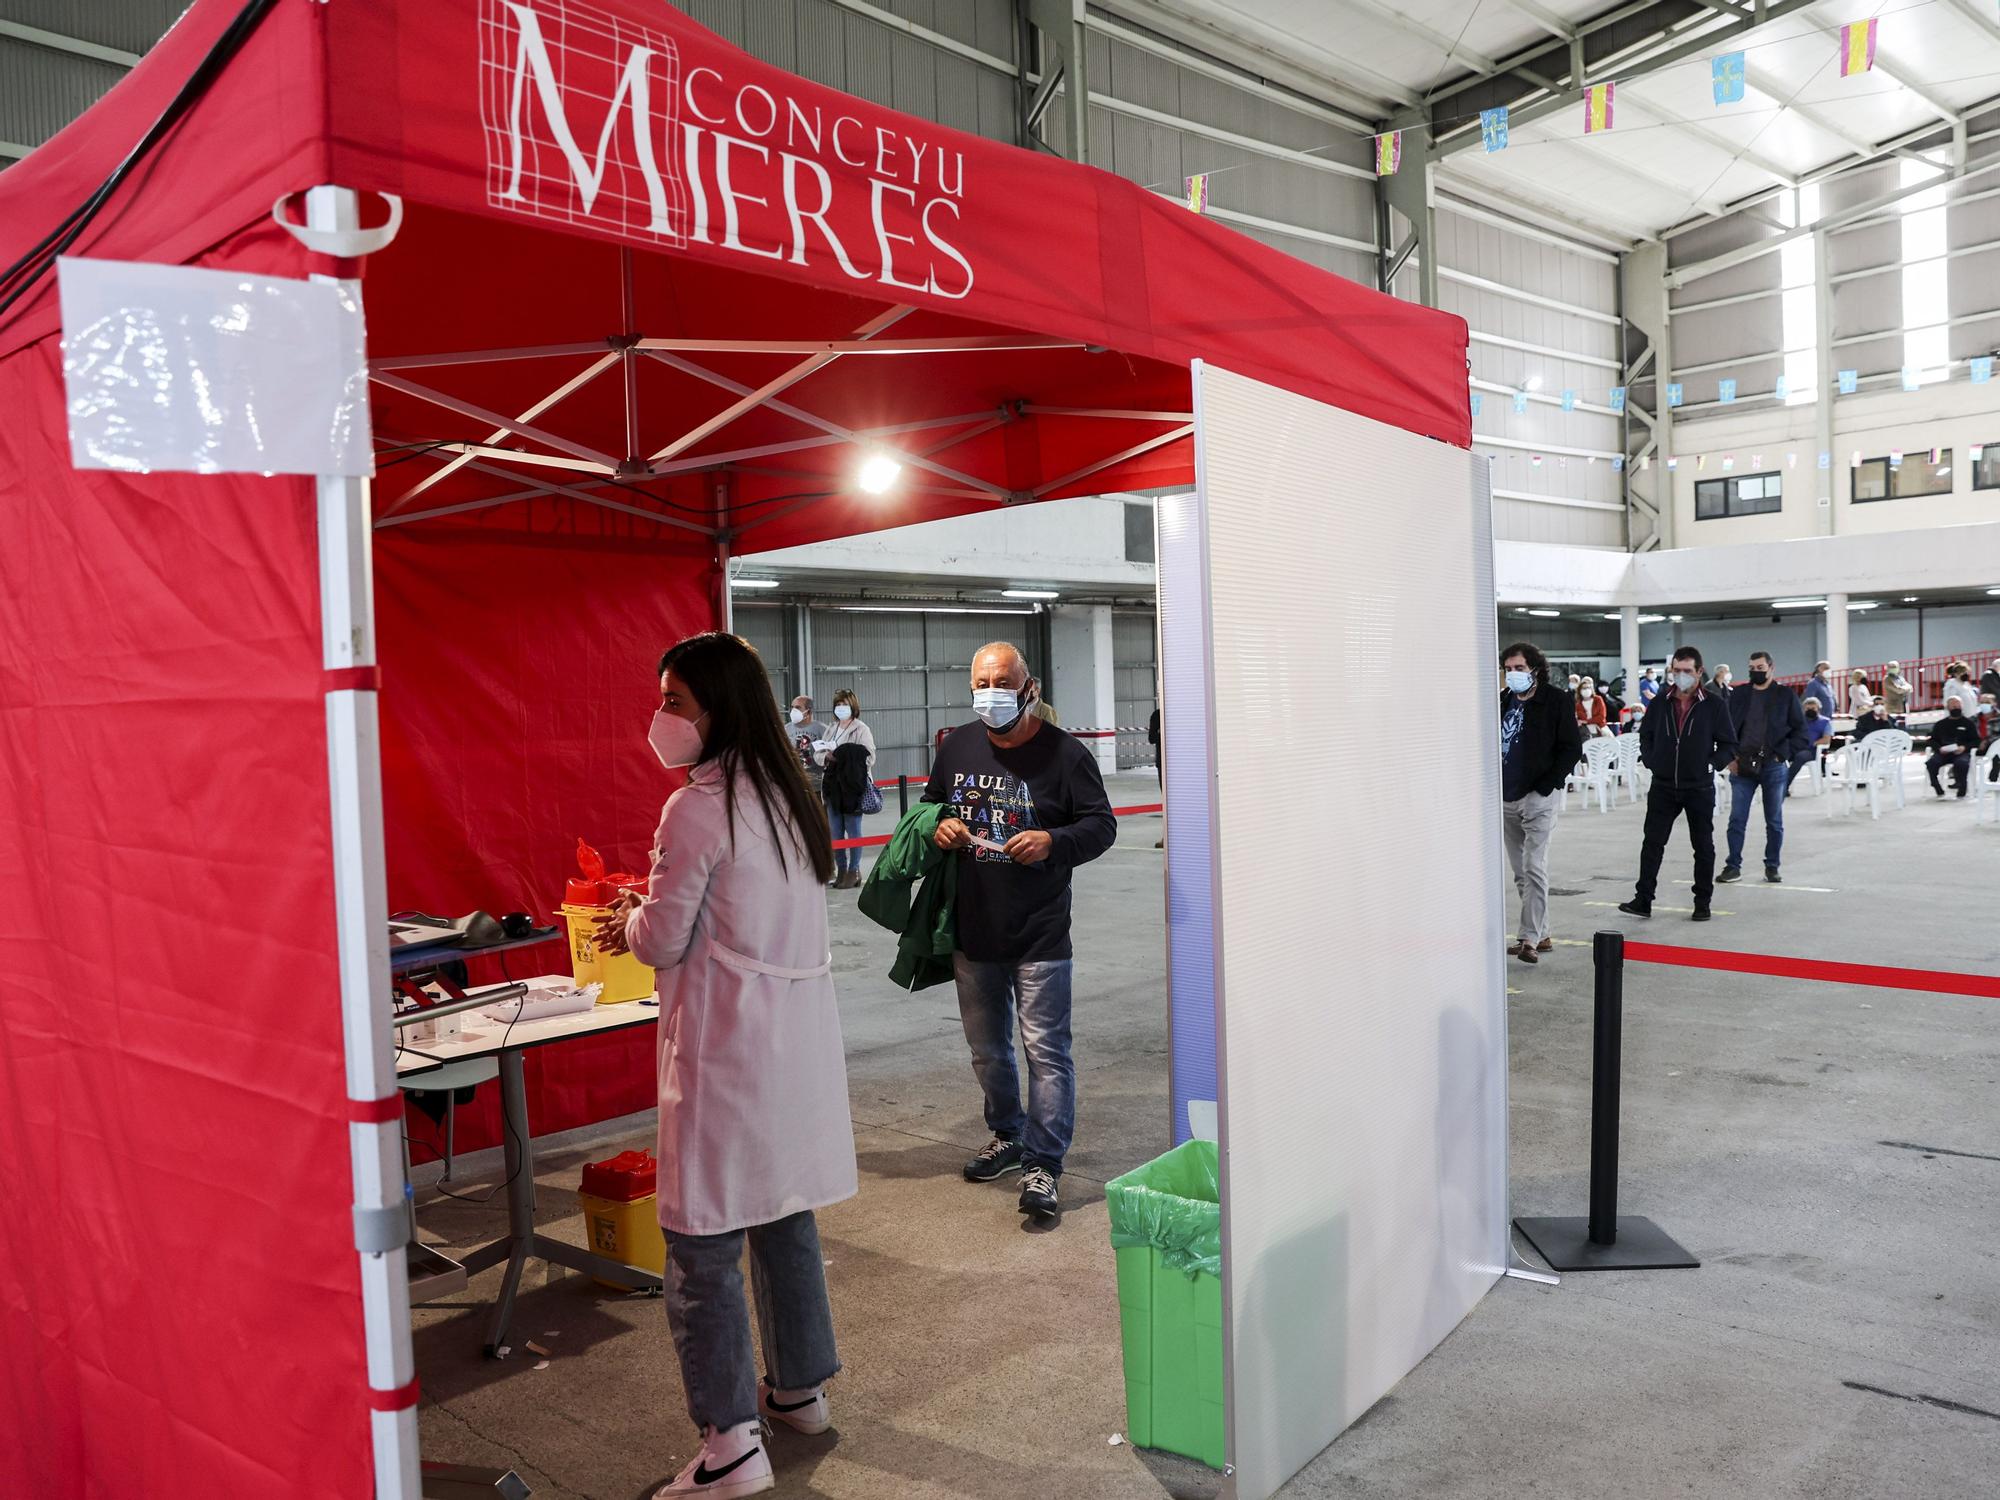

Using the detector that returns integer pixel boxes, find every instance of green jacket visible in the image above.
[857,802,958,991]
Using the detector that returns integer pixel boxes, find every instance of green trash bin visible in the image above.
[1105,1138,1225,1470]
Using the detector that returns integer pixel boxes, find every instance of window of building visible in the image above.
[1123,501,1155,563]
[1694,471,1782,519]
[1971,444,2000,491]
[1777,184,1820,405]
[1899,160,1951,385]
[1853,449,1954,502]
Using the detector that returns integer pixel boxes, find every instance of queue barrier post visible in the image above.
[898,774,909,817]
[1513,930,1700,1273]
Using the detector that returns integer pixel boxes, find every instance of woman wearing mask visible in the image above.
[1574,676,1609,737]
[813,688,878,890]
[596,632,857,1498]
[1941,662,1979,717]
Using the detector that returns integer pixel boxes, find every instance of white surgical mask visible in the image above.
[1504,669,1533,694]
[834,703,852,721]
[973,686,1025,731]
[648,709,706,770]
[1672,671,1696,691]
[1580,684,1594,698]
[788,706,805,724]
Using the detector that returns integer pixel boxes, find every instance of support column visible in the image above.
[1826,592,1850,681]
[1026,0,1089,161]
[1620,605,1642,710]
[1621,243,1673,552]
[1089,604,1117,777]
[1386,110,1438,307]
[1813,227,1836,537]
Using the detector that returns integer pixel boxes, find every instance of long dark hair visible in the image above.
[1500,640,1549,689]
[658,632,834,884]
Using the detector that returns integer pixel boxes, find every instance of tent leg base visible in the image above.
[1512,1215,1699,1271]
[422,1460,532,1498]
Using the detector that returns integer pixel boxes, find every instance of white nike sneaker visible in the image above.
[653,1421,774,1498]
[759,1378,832,1436]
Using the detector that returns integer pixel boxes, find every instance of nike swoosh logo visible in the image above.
[766,1392,821,1413]
[692,1448,761,1484]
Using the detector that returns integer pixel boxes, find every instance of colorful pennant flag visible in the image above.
[1561,389,1575,412]
[1666,457,1679,470]
[1818,452,1831,470]
[1584,83,1615,134]
[1712,52,1746,105]
[1973,356,1993,385]
[1185,174,1210,213]
[1901,367,1920,392]
[1639,454,1651,471]
[1840,19,1878,78]
[1697,454,1707,470]
[1613,456,1625,472]
[1889,449,1904,468]
[1850,451,1862,468]
[1722,455,1735,471]
[1531,454,1544,467]
[1718,378,1737,404]
[1667,382,1684,407]
[1375,131,1403,177]
[1470,392,1483,417]
[1838,369,1859,394]
[1752,453,1764,468]
[1929,447,1941,465]
[1788,453,1798,468]
[1514,390,1529,414]
[1481,107,1510,153]
[1610,386,1627,413]
[1774,376,1789,401]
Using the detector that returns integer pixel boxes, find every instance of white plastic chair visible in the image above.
[1791,746,1828,798]
[1613,733,1645,802]
[1869,729,1913,813]
[1834,740,1890,819]
[1574,737,1619,813]
[1974,745,2000,823]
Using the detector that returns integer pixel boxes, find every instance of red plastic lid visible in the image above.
[576,839,606,881]
[580,1149,657,1202]
[565,877,610,907]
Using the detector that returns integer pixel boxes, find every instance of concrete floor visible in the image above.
[414,769,2000,1500]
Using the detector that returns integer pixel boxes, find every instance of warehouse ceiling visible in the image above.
[1106,0,2000,243]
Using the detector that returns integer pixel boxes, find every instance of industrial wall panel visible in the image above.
[680,0,742,43]
[1829,220,1903,286]
[1951,310,2000,363]
[1111,609,1158,770]
[1668,298,1784,377]
[734,604,792,706]
[1835,333,1906,380]
[889,29,940,120]
[1948,244,2000,322]
[0,39,124,150]
[976,66,1017,143]
[841,11,897,110]
[930,51,984,135]
[1186,364,1507,1499]
[793,0,849,89]
[739,0,798,70]
[1105,36,1184,114]
[1948,190,2000,253]
[3,0,182,54]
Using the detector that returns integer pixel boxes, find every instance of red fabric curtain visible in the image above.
[0,337,369,1499]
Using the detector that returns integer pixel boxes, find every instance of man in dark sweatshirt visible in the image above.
[1621,645,1738,921]
[1927,698,1981,797]
[1720,650,1807,884]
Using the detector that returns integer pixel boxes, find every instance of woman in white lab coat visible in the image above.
[596,631,857,1499]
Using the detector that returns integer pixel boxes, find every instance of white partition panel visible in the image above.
[1168,363,1507,1500]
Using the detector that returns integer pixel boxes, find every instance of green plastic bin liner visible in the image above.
[1105,1138,1225,1470]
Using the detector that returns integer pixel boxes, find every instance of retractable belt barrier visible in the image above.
[1516,931,2000,1275]
[830,801,1163,850]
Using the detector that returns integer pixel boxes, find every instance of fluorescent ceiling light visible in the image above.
[1002,588,1060,599]
[1669,614,1683,622]
[729,577,781,590]
[1847,601,1880,611]
[835,605,1034,615]
[1772,598,1826,608]
[1526,608,1560,617]
[856,454,902,494]
[1903,595,1919,602]
[1987,587,2000,596]
[1637,614,1666,623]
[1524,375,1544,392]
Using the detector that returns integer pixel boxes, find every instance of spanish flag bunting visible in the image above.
[1375,131,1402,177]
[1840,19,1877,78]
[1185,174,1210,213]
[1584,82,1614,134]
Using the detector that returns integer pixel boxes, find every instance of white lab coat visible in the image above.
[625,760,858,1236]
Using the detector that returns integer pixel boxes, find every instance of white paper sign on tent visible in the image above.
[58,256,372,477]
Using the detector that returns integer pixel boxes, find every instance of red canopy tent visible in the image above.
[0,2,1467,1495]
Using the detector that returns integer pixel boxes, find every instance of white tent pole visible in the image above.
[307,183,420,1500]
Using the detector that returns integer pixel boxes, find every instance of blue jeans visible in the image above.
[953,955,1076,1175]
[1726,759,1788,871]
[664,1210,841,1431]
[828,808,863,874]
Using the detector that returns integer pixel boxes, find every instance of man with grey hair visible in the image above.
[925,642,1116,1223]
[788,692,830,794]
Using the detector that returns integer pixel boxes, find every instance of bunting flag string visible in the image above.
[1480,107,1509,153]
[1375,131,1402,177]
[1712,51,1746,105]
[1584,82,1615,134]
[1184,174,1210,213]
[1840,19,1878,78]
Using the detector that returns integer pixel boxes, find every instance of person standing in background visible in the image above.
[1847,669,1874,717]
[1638,666,1660,709]
[1720,650,1805,885]
[1621,646,1737,923]
[789,696,830,800]
[1498,642,1581,966]
[1978,693,1997,751]
[1941,663,1979,717]
[1804,662,1836,721]
[1575,676,1609,738]
[1980,659,2000,704]
[1713,664,1734,693]
[1882,662,1911,719]
[1147,704,1163,849]
[814,689,877,890]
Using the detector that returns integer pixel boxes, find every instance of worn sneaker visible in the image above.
[1717,866,1742,883]
[1617,899,1652,918]
[654,1422,773,1498]
[1764,866,1781,883]
[963,1137,1025,1182]
[1019,1164,1060,1220]
[1691,904,1712,922]
[1513,941,1538,965]
[759,1379,831,1437]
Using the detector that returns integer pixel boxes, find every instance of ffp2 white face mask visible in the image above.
[648,709,707,770]
[833,704,852,721]
[788,707,805,724]
[1672,670,1697,691]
